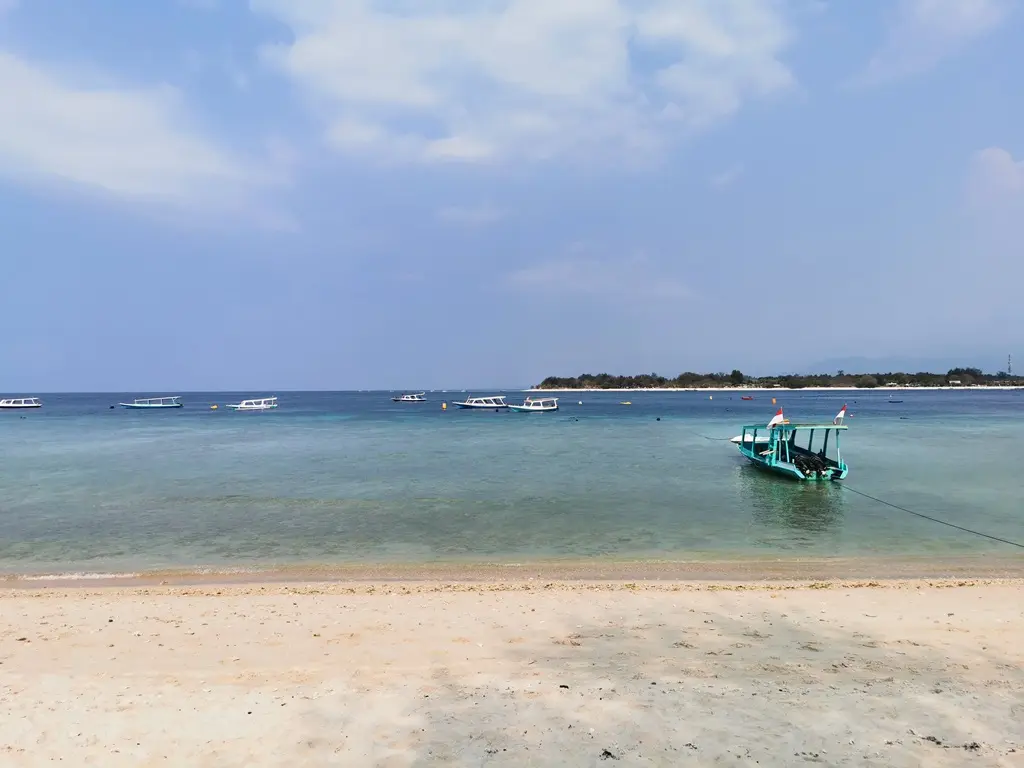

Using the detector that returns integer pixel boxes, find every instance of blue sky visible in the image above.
[1,0,1022,391]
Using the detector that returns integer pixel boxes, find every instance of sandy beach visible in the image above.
[2,578,1022,767]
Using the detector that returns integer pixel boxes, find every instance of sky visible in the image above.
[1,0,1022,391]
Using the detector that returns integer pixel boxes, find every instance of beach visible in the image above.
[3,577,1022,767]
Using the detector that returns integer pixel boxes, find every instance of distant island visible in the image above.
[534,367,1023,390]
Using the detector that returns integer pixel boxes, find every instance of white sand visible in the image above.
[2,580,1022,766]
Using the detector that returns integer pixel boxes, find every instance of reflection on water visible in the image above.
[737,466,846,542]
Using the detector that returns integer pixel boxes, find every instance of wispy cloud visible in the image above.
[710,163,745,189]
[251,0,797,165]
[852,0,1012,86]
[506,250,690,301]
[967,146,1024,206]
[0,50,285,221]
[436,205,505,227]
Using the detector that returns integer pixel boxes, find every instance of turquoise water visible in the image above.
[1,390,1022,573]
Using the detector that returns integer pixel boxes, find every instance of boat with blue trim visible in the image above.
[119,396,183,409]
[735,406,849,481]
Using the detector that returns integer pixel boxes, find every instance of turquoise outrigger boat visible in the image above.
[735,406,849,482]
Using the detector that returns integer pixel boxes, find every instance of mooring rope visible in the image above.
[840,485,1024,550]
[693,428,1023,549]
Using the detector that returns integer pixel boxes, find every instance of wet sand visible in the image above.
[2,578,1022,766]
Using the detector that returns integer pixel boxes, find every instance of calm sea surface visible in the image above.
[1,390,1022,574]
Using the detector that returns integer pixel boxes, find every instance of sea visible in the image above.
[1,390,1022,576]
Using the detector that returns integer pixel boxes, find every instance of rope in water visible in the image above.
[840,485,1024,550]
[694,429,1023,548]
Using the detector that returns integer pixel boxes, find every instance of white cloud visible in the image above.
[968,146,1024,210]
[506,250,689,301]
[854,0,1012,85]
[252,0,797,164]
[436,204,505,226]
[710,163,744,189]
[0,50,283,219]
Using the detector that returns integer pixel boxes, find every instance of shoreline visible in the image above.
[5,553,1024,589]
[526,385,1024,392]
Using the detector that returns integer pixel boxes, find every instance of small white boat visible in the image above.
[392,392,426,403]
[119,396,183,409]
[226,396,278,411]
[508,397,559,413]
[452,395,509,410]
[0,397,42,409]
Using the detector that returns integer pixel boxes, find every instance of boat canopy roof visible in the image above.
[743,422,847,432]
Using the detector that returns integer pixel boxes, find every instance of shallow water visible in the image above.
[1,390,1022,573]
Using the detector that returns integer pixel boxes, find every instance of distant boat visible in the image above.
[741,396,754,401]
[453,395,509,410]
[0,397,42,409]
[888,395,904,404]
[226,396,278,412]
[119,396,183,409]
[392,392,426,403]
[620,401,632,405]
[508,396,558,413]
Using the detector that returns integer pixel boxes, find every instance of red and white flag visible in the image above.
[833,404,847,424]
[767,408,785,428]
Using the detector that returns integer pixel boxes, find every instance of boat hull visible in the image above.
[0,404,42,409]
[741,453,847,482]
[454,403,509,409]
[507,405,558,413]
[228,406,277,411]
[119,403,183,409]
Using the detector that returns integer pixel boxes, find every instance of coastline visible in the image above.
[5,553,1024,589]
[526,385,1024,392]
[3,577,1021,765]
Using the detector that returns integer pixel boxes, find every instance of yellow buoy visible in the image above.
[210,404,218,410]
[442,402,447,411]
[772,397,776,405]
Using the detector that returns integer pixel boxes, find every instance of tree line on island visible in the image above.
[535,367,1022,390]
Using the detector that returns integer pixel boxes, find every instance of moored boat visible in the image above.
[735,406,849,481]
[508,396,558,413]
[119,396,183,409]
[226,396,278,411]
[0,397,42,409]
[452,395,509,410]
[392,392,426,403]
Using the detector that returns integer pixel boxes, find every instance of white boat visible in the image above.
[392,392,426,403]
[0,397,42,409]
[119,396,183,409]
[452,395,509,410]
[508,396,559,413]
[226,396,278,411]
